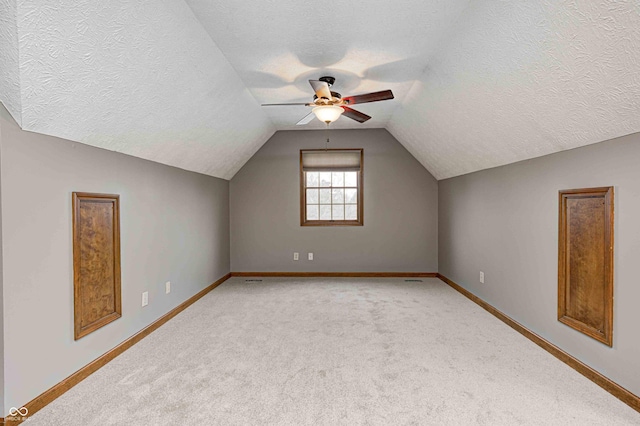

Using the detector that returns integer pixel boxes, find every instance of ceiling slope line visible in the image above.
[181,0,277,180]
[181,0,274,126]
[385,0,473,127]
[383,0,475,180]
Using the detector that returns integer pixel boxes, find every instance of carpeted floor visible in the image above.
[27,277,640,425]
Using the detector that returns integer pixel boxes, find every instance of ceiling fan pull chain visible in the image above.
[325,122,330,150]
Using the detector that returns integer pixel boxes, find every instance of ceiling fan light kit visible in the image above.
[312,105,344,124]
[261,76,394,126]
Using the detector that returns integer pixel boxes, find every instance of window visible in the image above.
[300,149,363,226]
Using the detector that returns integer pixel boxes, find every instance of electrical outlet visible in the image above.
[142,291,149,307]
[479,271,485,284]
[308,252,314,261]
[294,252,299,261]
[165,281,171,294]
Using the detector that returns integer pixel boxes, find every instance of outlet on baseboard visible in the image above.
[165,281,171,294]
[142,291,149,307]
[294,252,299,261]
[308,252,313,261]
[479,271,485,284]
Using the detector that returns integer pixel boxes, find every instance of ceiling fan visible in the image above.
[261,76,394,125]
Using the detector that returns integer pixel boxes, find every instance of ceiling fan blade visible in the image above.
[343,90,394,105]
[309,80,332,99]
[261,102,311,106]
[341,106,371,123]
[296,112,316,125]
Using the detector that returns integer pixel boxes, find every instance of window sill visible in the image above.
[301,220,363,227]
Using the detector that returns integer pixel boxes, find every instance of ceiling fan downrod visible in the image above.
[319,76,336,87]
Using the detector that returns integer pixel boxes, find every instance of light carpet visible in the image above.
[26,277,640,425]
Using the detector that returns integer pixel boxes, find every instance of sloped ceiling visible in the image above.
[1,1,639,180]
[184,0,470,131]
[387,1,640,179]
[0,0,21,126]
[6,0,275,180]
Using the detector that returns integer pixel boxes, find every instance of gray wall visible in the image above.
[0,104,230,412]
[230,129,438,272]
[0,105,6,417]
[439,132,640,397]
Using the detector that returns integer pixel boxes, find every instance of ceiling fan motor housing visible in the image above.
[319,76,336,87]
[313,91,342,102]
[261,76,393,125]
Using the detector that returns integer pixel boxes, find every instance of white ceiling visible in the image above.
[387,1,640,179]
[1,0,639,180]
[0,0,21,126]
[184,0,470,131]
[4,0,275,180]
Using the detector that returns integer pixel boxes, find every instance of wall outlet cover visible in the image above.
[308,252,313,260]
[142,291,149,306]
[480,271,485,284]
[165,281,171,294]
[294,252,299,261]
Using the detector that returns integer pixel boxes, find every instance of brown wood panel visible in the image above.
[558,187,614,346]
[73,193,122,340]
[437,274,639,414]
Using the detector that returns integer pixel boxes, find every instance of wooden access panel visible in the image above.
[73,192,121,340]
[558,187,613,346]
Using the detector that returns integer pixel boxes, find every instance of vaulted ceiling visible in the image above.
[1,1,639,180]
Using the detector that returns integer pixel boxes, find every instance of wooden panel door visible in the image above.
[558,187,613,346]
[73,192,121,340]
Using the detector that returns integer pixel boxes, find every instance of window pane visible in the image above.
[319,189,332,204]
[306,188,319,204]
[319,172,332,187]
[332,172,344,187]
[307,205,319,220]
[332,188,344,203]
[320,205,331,220]
[302,161,361,224]
[332,205,344,220]
[345,204,358,220]
[306,172,319,187]
[345,172,358,187]
[345,188,357,204]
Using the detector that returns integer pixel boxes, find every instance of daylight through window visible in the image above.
[300,149,363,226]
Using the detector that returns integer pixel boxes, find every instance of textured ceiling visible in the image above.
[5,0,275,180]
[184,0,470,131]
[0,0,21,126]
[1,1,639,180]
[387,0,640,179]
